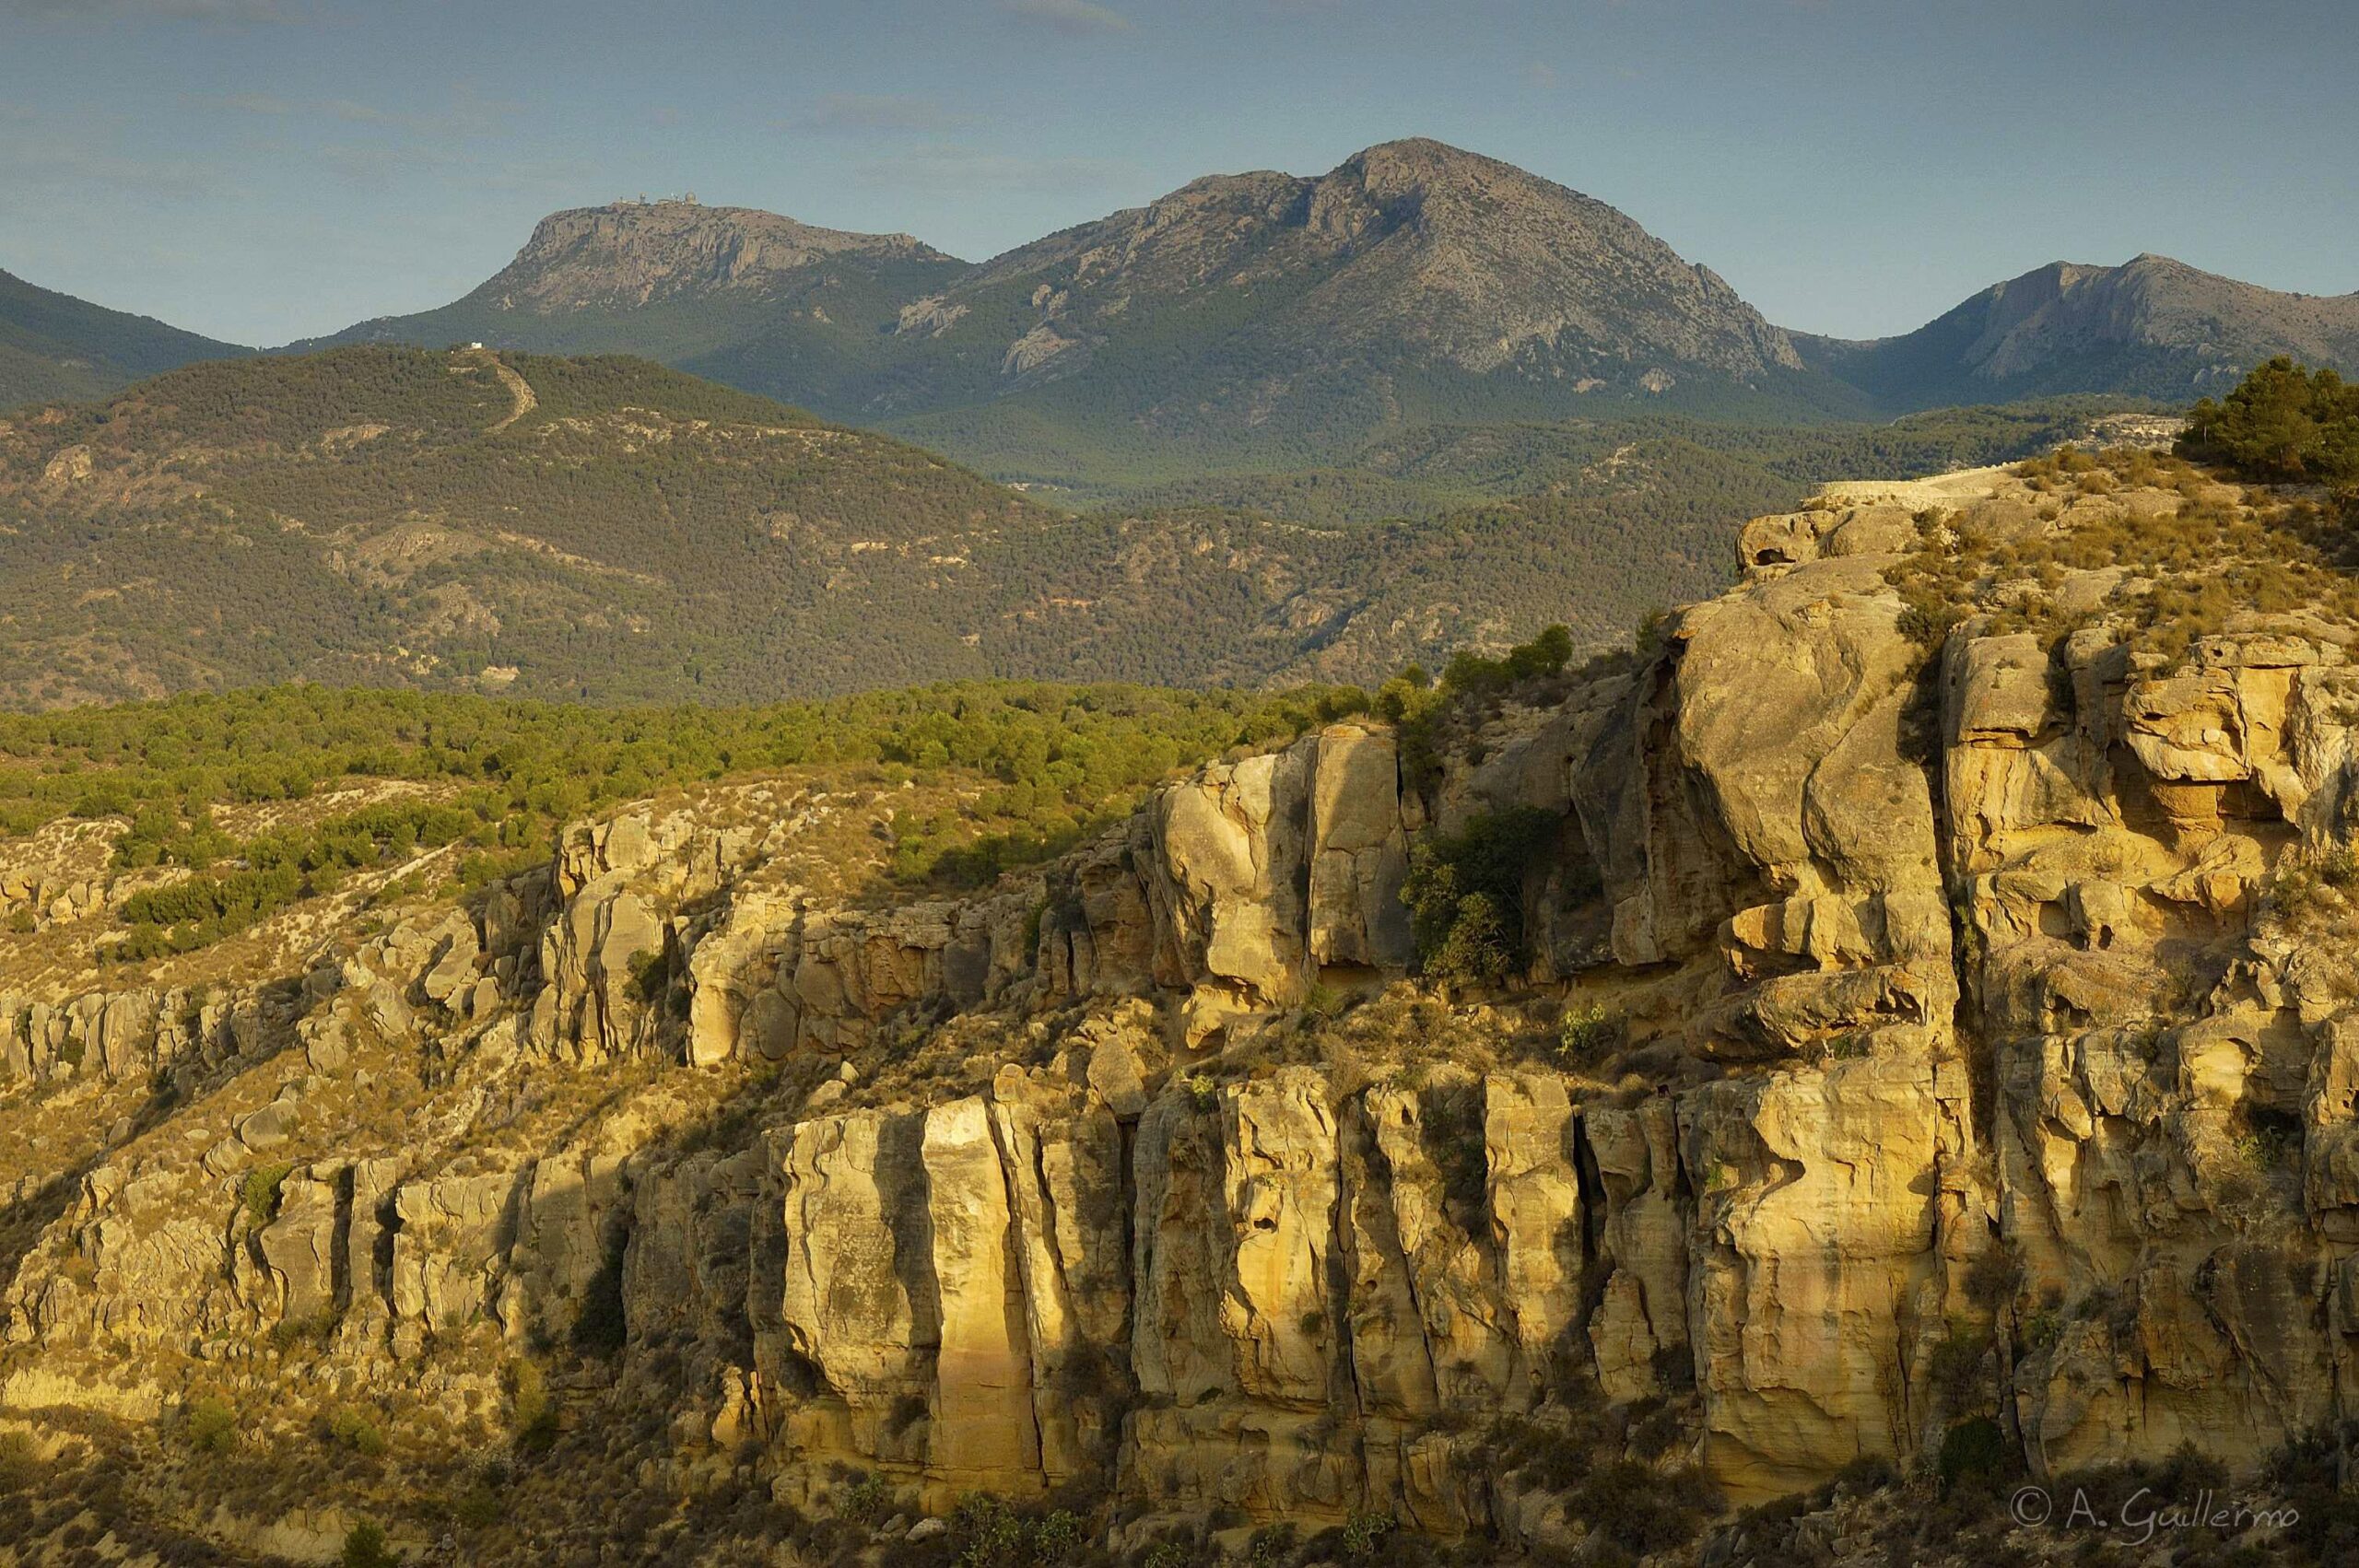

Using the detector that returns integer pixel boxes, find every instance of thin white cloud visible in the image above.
[1003,0,1130,36]
[785,93,971,135]
[311,144,590,193]
[191,88,517,141]
[0,135,242,200]
[855,141,1133,194]
[207,91,299,115]
[315,143,464,186]
[459,156,599,194]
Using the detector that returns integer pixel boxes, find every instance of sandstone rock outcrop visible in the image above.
[10,460,2359,1559]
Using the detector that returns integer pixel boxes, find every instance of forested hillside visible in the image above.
[0,678,1361,975]
[0,346,2151,709]
[0,267,248,409]
[0,347,1041,706]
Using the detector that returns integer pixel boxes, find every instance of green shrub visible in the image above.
[1401,807,1556,988]
[0,1430,38,1492]
[838,1472,889,1521]
[2181,357,2359,489]
[1563,1460,1715,1555]
[1555,1003,1625,1063]
[1927,1322,1993,1410]
[1936,1415,2012,1491]
[507,1359,556,1452]
[342,1519,399,1568]
[1339,1512,1394,1559]
[1963,1242,2023,1311]
[951,1492,1027,1568]
[451,1483,503,1528]
[182,1395,239,1454]
[241,1162,294,1227]
[328,1406,388,1457]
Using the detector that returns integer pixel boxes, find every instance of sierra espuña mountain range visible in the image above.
[8,138,2353,487]
[302,139,2357,459]
[1799,250,2359,409]
[313,139,1828,474]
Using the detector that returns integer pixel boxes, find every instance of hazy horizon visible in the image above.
[4,0,2354,347]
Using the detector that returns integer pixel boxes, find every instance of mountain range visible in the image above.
[2,136,2352,711]
[7,139,2352,496]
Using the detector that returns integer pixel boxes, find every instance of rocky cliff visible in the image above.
[4,451,2353,1562]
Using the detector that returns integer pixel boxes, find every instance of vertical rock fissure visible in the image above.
[1566,1106,1617,1401]
[881,1112,942,1414]
[1325,1101,1369,1500]
[330,1162,356,1315]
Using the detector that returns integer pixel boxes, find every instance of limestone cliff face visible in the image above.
[456,201,953,313]
[7,462,2359,1553]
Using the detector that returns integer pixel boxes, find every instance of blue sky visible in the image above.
[3,0,2353,347]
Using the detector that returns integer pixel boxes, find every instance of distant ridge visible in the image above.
[0,268,249,409]
[14,144,2353,490]
[302,197,967,370]
[0,342,2115,711]
[1796,253,2359,408]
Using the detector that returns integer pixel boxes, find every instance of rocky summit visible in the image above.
[910,137,1806,397]
[289,139,2359,489]
[6,441,2357,1563]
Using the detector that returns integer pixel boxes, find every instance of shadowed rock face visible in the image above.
[10,468,2359,1547]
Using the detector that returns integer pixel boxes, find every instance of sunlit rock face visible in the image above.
[9,467,2359,1541]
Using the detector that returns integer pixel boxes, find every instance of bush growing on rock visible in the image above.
[341,1519,398,1568]
[1934,1416,2011,1492]
[241,1162,293,1227]
[1401,806,1556,987]
[1555,1003,1625,1064]
[178,1396,238,1455]
[326,1407,388,1458]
